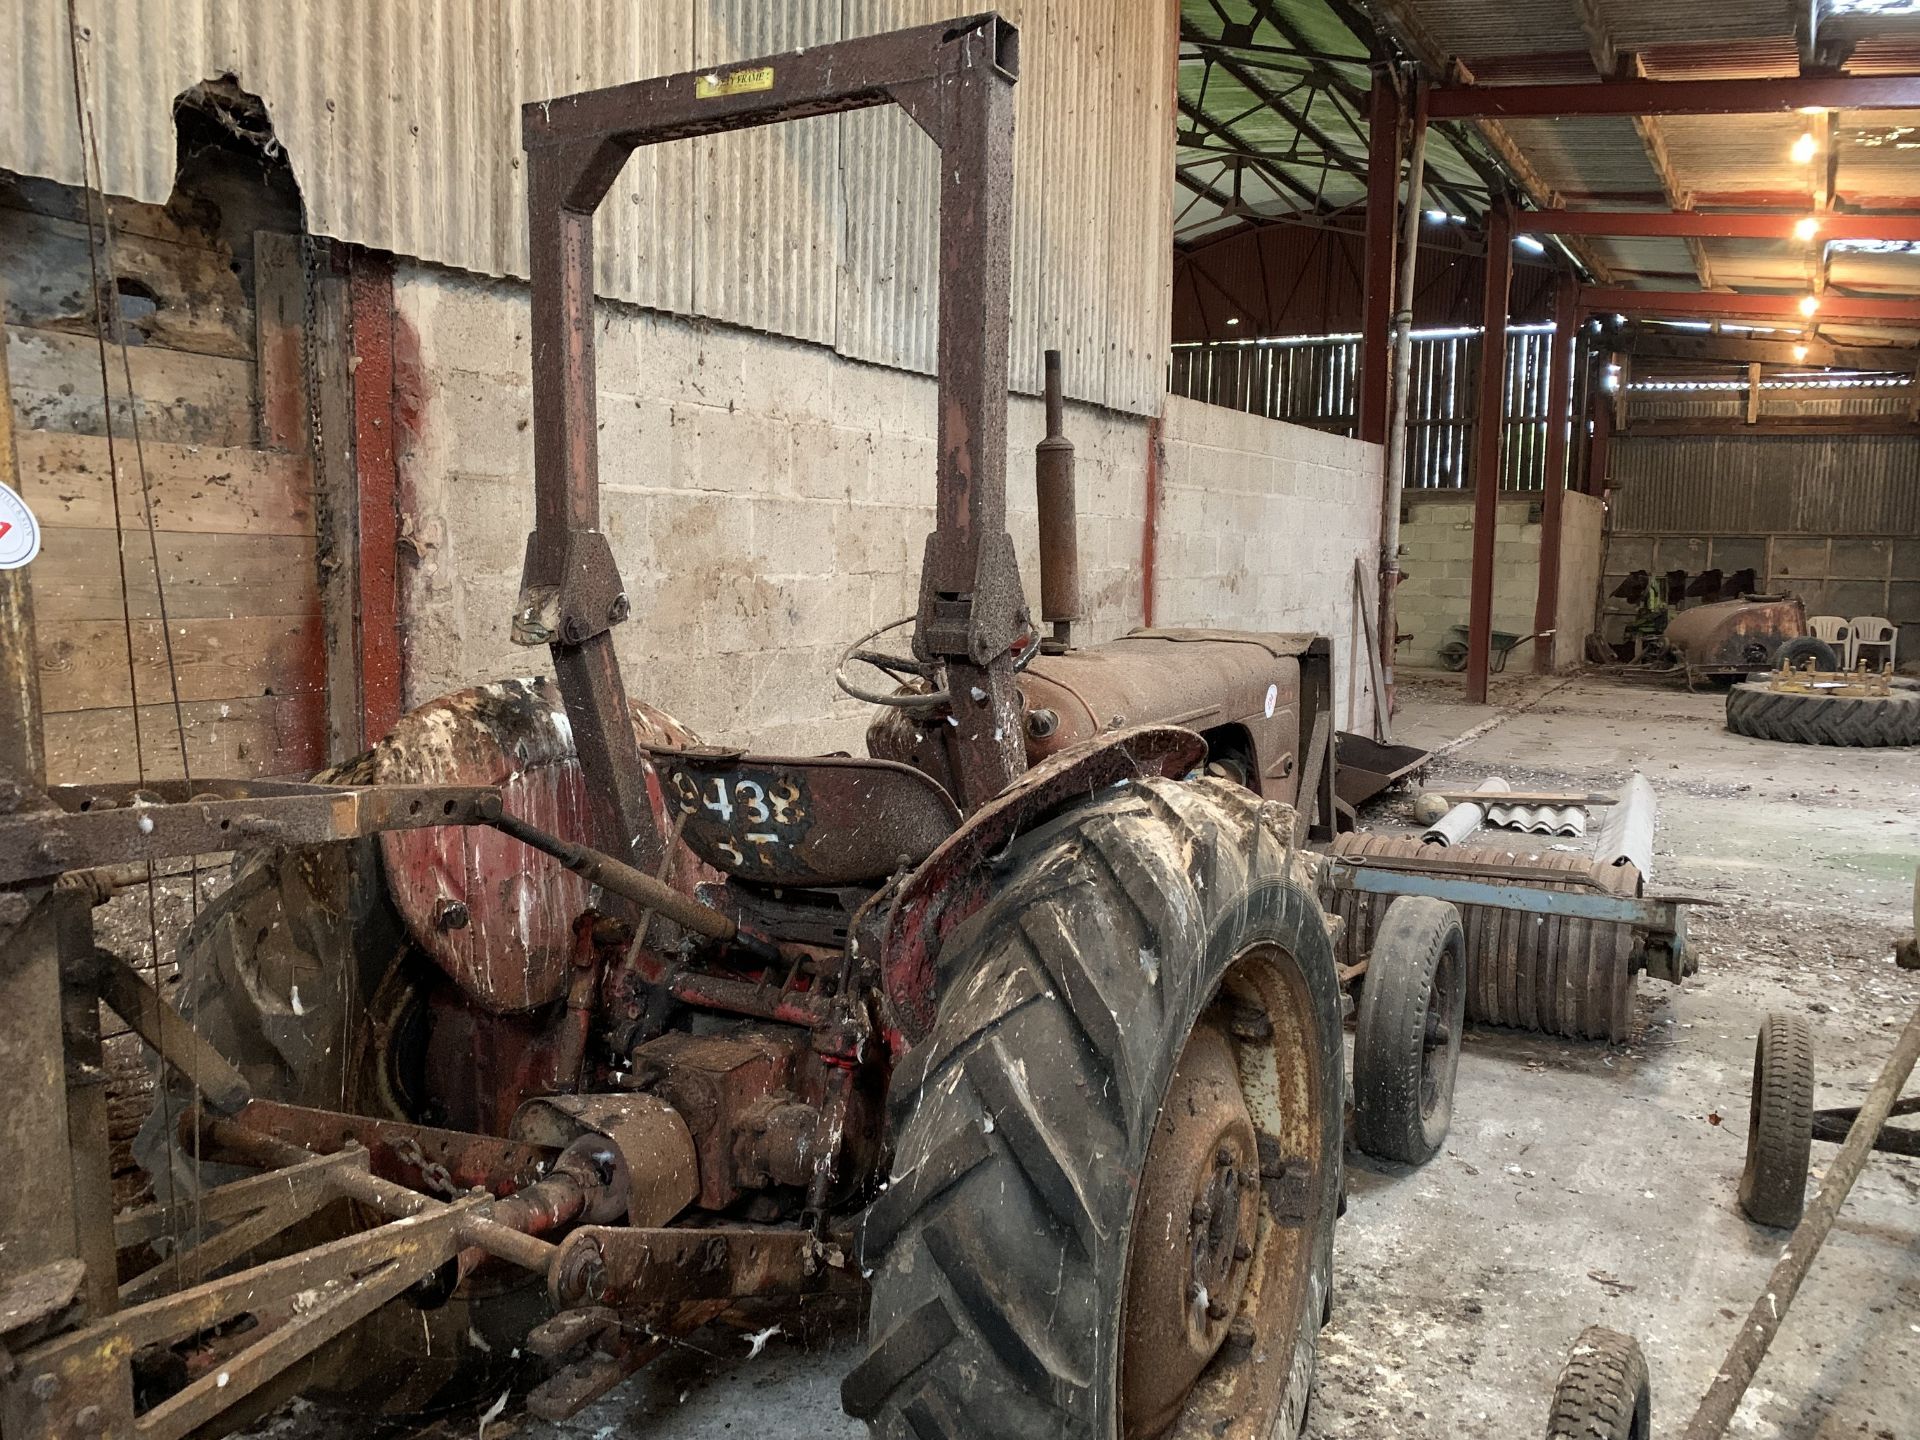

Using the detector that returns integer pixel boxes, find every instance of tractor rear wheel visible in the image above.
[843,776,1344,1440]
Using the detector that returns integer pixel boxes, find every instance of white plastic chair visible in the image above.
[1850,615,1897,671]
[1809,615,1854,666]
[1809,614,1852,659]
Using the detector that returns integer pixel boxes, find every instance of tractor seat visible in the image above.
[646,748,961,888]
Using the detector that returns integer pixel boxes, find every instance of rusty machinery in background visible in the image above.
[0,14,1697,1440]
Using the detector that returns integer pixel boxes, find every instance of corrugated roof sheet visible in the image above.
[2,0,1172,414]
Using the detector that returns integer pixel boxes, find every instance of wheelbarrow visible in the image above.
[1437,624,1549,673]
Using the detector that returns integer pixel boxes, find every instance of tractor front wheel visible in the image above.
[843,776,1344,1440]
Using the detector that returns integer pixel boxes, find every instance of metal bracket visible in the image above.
[513,529,628,647]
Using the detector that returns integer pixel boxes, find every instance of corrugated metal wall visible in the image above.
[1606,433,1920,659]
[2,0,1172,412]
[1168,327,1560,491]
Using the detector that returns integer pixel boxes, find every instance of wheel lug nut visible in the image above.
[1233,1240,1253,1262]
[1206,1296,1231,1321]
[1190,1200,1212,1227]
[1215,1145,1236,1168]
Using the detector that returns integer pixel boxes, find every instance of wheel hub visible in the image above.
[1121,1020,1261,1440]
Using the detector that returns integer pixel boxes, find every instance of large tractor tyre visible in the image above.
[1545,1326,1652,1440]
[1352,897,1467,1167]
[1726,681,1920,747]
[1773,635,1839,671]
[844,776,1345,1440]
[1738,1012,1814,1229]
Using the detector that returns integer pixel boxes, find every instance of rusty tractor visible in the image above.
[0,16,1479,1440]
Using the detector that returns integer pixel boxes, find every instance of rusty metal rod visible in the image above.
[1681,1001,1920,1440]
[199,1116,558,1274]
[488,810,737,942]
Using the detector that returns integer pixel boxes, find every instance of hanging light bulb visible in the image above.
[1791,131,1817,164]
[1798,294,1821,317]
[1793,343,1810,361]
[1793,216,1822,242]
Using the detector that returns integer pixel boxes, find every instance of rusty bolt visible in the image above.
[561,615,586,644]
[28,1374,58,1402]
[1206,1295,1231,1322]
[1189,1199,1212,1228]
[1215,1145,1236,1169]
[75,1405,103,1433]
[435,899,470,932]
[557,1242,609,1306]
[1026,707,1059,740]
[1230,1005,1273,1043]
[1233,1240,1253,1263]
[608,593,631,626]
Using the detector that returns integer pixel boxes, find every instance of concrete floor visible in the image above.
[255,671,1920,1440]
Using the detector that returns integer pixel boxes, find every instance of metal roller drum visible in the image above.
[1329,832,1645,1042]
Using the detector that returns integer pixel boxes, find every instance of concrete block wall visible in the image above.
[1157,397,1383,733]
[1395,491,1604,672]
[394,267,1151,755]
[1395,494,1542,667]
[394,269,1385,753]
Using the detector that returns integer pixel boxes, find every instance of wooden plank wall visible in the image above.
[1,180,326,783]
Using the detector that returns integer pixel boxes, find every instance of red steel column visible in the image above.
[1466,200,1514,704]
[1531,277,1576,674]
[1359,73,1401,446]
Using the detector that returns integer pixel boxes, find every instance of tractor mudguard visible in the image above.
[875,724,1206,1050]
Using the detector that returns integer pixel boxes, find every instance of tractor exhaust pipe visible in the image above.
[1035,349,1082,651]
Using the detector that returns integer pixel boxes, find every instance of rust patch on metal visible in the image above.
[375,678,701,1013]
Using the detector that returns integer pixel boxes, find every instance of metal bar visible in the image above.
[1811,1096,1920,1157]
[195,1116,557,1274]
[94,947,253,1113]
[118,1150,356,1306]
[1583,287,1920,325]
[1430,74,1920,120]
[1359,72,1400,446]
[549,1225,862,1309]
[1324,859,1684,930]
[1681,1002,1920,1440]
[489,810,737,943]
[1379,84,1427,718]
[1466,200,1514,704]
[1533,280,1576,673]
[0,783,502,885]
[1520,210,1920,242]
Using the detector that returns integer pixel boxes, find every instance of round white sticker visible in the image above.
[1264,682,1278,718]
[0,482,41,570]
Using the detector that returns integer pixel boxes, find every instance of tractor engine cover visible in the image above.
[374,678,702,1013]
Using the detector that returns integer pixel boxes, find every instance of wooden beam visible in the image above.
[1467,200,1514,706]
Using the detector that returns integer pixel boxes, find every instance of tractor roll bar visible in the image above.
[518,13,1030,856]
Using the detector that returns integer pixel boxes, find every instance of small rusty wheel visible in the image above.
[847,776,1344,1440]
[1545,1325,1651,1440]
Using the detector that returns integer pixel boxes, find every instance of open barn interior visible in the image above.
[0,4,1914,1440]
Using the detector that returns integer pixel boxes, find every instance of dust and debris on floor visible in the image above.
[239,670,1919,1440]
